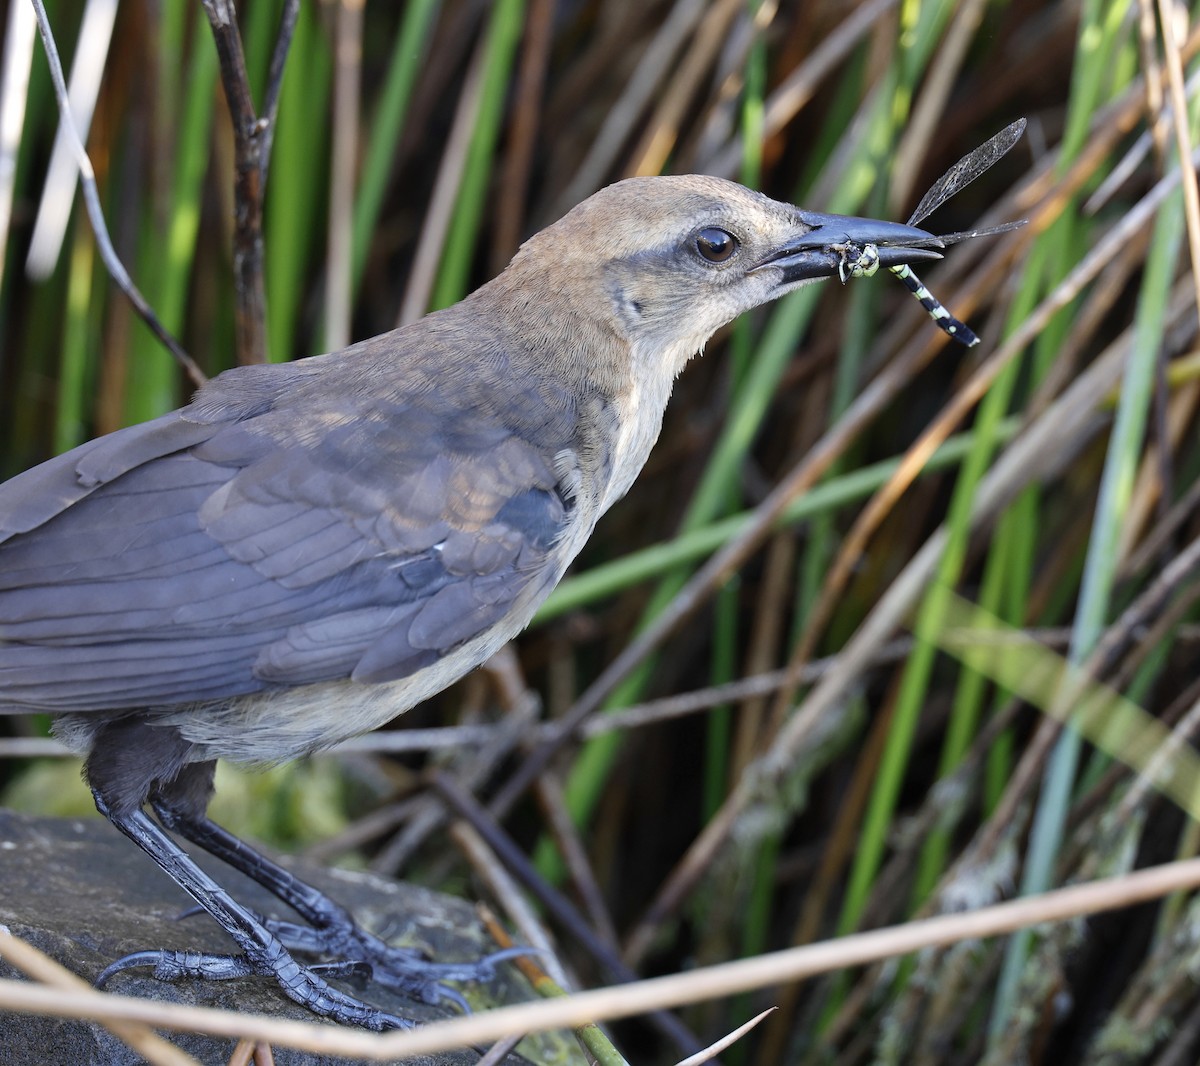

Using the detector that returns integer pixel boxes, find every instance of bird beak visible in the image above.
[752,210,946,284]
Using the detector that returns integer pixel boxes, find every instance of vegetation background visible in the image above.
[3,0,1200,1062]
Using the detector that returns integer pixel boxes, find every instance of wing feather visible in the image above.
[0,350,575,713]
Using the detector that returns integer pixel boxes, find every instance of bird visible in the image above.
[0,174,945,1029]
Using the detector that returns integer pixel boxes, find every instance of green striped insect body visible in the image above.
[834,241,980,347]
[886,260,979,347]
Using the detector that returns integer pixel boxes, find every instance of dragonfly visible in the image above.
[834,118,1027,347]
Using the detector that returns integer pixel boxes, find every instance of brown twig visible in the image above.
[200,0,299,364]
[259,0,298,180]
[535,773,620,949]
[673,1007,777,1066]
[225,1039,255,1066]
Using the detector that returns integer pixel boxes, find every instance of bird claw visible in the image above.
[97,949,256,986]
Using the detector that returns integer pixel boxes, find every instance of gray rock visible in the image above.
[0,808,552,1065]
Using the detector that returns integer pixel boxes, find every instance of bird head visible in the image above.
[498,174,945,381]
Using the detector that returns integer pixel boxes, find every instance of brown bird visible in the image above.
[0,175,944,1028]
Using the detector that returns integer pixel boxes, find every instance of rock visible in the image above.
[0,808,555,1065]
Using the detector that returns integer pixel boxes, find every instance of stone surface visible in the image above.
[0,809,562,1065]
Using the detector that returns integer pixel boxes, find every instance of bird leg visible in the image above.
[93,792,413,1031]
[151,800,524,1009]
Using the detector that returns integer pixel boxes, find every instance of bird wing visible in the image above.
[0,363,572,712]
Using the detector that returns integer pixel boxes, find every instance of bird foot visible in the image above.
[95,946,411,1030]
[262,915,532,1010]
[159,806,531,1010]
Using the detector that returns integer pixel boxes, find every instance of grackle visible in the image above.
[0,175,945,1029]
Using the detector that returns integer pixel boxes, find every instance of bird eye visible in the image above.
[695,227,738,263]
